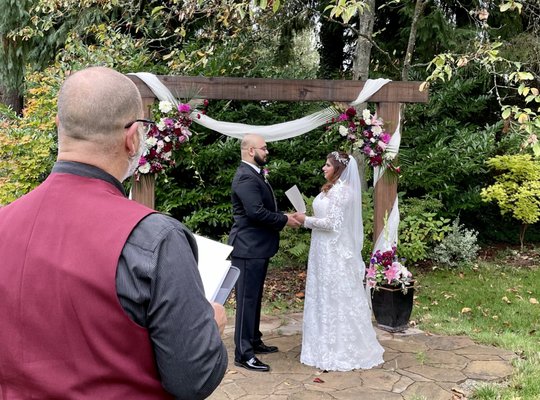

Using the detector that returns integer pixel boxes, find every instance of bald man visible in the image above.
[228,134,300,372]
[0,67,227,399]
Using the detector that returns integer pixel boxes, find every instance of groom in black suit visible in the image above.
[229,134,300,372]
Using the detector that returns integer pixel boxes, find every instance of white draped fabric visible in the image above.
[130,72,339,142]
[130,72,400,270]
[192,109,338,142]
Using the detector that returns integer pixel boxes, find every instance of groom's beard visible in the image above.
[254,153,268,167]
[123,129,145,181]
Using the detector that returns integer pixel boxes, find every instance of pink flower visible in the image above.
[384,264,399,284]
[380,133,391,143]
[178,103,191,113]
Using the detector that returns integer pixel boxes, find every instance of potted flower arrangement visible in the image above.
[366,246,415,332]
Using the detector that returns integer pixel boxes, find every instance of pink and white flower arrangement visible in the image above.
[366,246,413,293]
[137,100,203,176]
[328,107,400,173]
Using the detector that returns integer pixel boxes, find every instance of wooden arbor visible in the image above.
[128,76,428,241]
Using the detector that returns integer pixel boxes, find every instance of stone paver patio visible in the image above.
[209,313,517,400]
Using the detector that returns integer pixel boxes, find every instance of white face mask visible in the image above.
[123,126,145,181]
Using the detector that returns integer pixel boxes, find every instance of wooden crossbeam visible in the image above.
[128,76,428,104]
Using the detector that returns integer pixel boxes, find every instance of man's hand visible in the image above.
[285,213,302,228]
[294,213,306,224]
[211,302,227,336]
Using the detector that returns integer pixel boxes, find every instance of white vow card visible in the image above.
[285,185,306,213]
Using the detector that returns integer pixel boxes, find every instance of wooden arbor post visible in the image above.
[128,76,428,242]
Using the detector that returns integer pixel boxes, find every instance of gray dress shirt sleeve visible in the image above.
[117,214,227,400]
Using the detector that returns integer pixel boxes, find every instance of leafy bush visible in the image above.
[0,124,55,205]
[398,196,452,263]
[433,218,480,267]
[481,154,540,250]
[0,80,56,205]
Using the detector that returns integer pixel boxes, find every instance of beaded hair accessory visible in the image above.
[331,151,350,166]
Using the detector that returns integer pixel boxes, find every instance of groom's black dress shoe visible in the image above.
[254,343,279,354]
[234,357,270,372]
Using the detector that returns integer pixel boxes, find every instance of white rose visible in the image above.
[158,101,173,113]
[157,119,166,130]
[146,137,158,148]
[138,162,151,174]
[384,152,396,160]
[362,109,371,121]
[372,125,382,135]
[338,125,349,137]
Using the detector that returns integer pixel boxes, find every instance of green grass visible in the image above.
[414,261,540,399]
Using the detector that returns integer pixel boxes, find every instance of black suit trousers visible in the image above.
[233,256,269,362]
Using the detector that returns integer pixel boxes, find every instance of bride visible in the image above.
[295,150,384,371]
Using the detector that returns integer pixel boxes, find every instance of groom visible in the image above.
[229,133,300,372]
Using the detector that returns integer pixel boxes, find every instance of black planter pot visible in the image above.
[371,283,414,333]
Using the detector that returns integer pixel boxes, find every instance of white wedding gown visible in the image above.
[300,181,384,371]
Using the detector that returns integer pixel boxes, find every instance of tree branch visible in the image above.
[402,0,428,81]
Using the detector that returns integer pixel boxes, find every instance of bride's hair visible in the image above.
[322,150,349,193]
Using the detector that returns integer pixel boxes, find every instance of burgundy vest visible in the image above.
[0,173,174,399]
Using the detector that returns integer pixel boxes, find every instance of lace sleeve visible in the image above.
[304,183,349,232]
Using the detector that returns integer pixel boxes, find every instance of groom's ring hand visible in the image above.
[285,214,302,228]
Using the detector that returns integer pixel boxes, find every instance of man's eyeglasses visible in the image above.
[124,118,155,135]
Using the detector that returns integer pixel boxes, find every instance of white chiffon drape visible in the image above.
[301,181,384,371]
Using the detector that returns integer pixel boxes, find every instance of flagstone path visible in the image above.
[209,313,517,400]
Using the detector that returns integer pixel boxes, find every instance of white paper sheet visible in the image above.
[285,185,306,213]
[194,234,234,302]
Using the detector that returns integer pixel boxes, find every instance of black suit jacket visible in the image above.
[228,162,288,259]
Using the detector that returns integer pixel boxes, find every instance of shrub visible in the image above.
[433,218,480,267]
[481,154,540,250]
[0,104,55,205]
[398,196,452,263]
